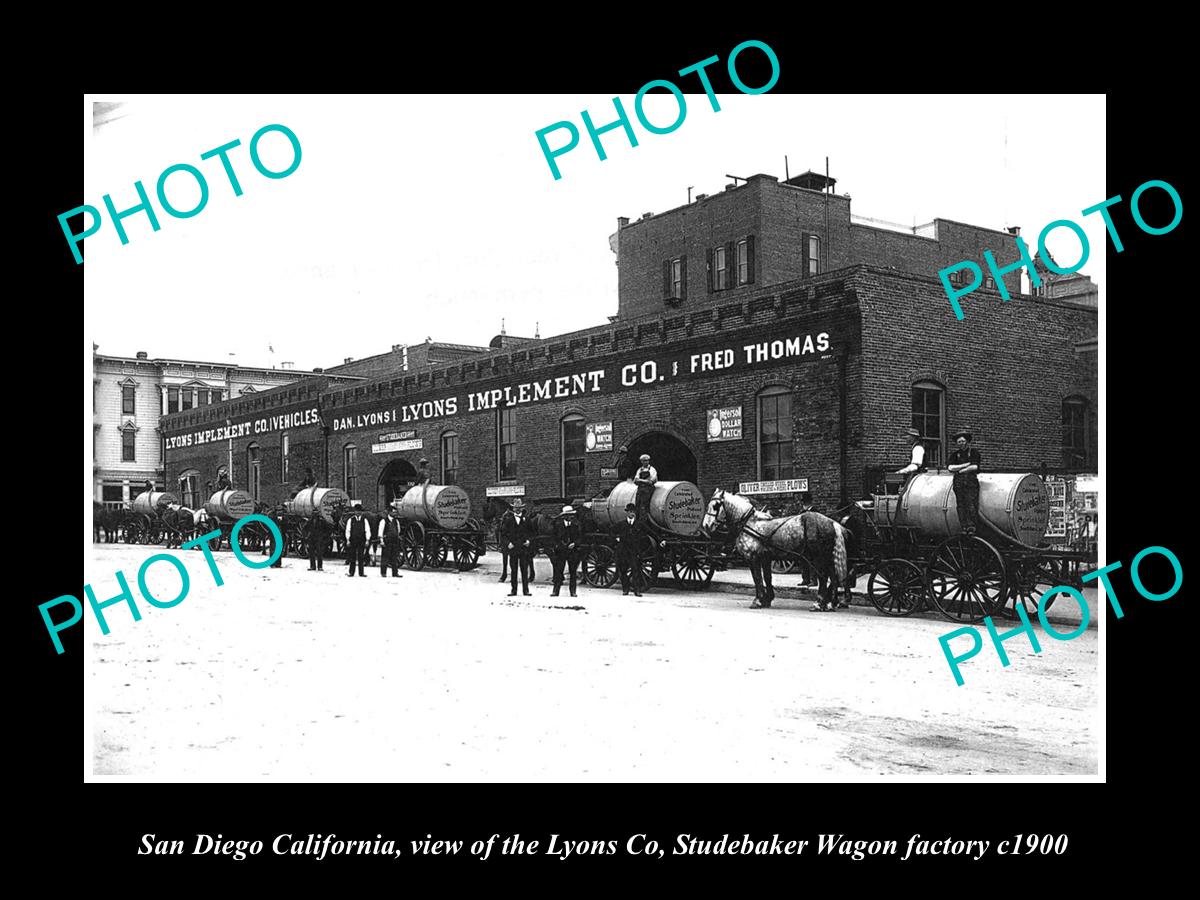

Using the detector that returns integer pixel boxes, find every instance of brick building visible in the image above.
[159,170,1098,518]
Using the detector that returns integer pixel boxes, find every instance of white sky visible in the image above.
[83,94,1105,371]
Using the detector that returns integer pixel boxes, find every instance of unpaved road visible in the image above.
[86,544,1098,779]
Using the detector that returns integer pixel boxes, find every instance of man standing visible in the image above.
[306,511,330,571]
[296,467,317,494]
[344,502,371,577]
[614,502,645,597]
[633,454,658,522]
[895,427,926,497]
[378,503,404,578]
[500,498,535,596]
[265,504,286,568]
[215,469,232,492]
[947,429,982,535]
[416,458,432,485]
[551,504,583,598]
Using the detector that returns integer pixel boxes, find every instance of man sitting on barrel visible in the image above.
[551,504,583,598]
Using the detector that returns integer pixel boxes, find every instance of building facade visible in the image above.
[92,350,356,507]
[161,265,1097,517]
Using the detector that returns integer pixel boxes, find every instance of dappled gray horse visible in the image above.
[703,488,848,610]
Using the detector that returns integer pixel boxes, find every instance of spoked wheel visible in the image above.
[635,536,659,593]
[866,558,926,617]
[403,523,426,571]
[671,544,716,590]
[453,538,481,571]
[123,520,143,544]
[770,557,797,574]
[1002,557,1065,620]
[926,535,1008,623]
[424,535,449,569]
[582,544,617,587]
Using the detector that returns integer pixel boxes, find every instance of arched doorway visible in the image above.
[379,458,418,510]
[626,431,697,484]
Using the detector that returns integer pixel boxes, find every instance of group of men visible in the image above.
[896,426,982,532]
[497,499,650,599]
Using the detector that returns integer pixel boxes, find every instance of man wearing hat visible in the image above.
[614,502,645,597]
[377,502,404,578]
[551,504,583,597]
[632,453,658,523]
[343,501,371,577]
[895,427,926,497]
[947,429,982,534]
[798,490,816,513]
[416,457,431,485]
[499,498,536,596]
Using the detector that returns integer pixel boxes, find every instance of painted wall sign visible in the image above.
[739,478,809,495]
[586,421,613,452]
[600,467,619,479]
[164,406,321,448]
[485,485,526,498]
[371,438,423,455]
[707,406,743,442]
[379,430,417,442]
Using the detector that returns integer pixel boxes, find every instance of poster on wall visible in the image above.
[585,421,613,452]
[707,407,743,442]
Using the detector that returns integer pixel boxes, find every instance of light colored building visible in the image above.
[92,349,337,507]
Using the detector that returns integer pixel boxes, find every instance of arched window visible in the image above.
[280,433,290,484]
[441,431,459,485]
[178,468,201,509]
[912,380,946,467]
[343,443,358,499]
[757,386,794,481]
[246,443,261,503]
[1062,397,1089,469]
[561,414,586,498]
[497,408,517,480]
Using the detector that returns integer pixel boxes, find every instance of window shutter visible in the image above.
[706,248,714,293]
[725,241,735,288]
[746,235,755,284]
[679,255,687,301]
[663,259,670,299]
[801,232,810,278]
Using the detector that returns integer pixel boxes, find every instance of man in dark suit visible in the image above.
[343,502,371,577]
[614,502,645,597]
[378,503,404,578]
[500,498,536,596]
[306,511,331,571]
[551,504,583,598]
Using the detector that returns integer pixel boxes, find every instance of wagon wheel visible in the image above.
[635,535,659,592]
[144,521,162,545]
[672,544,716,590]
[771,557,797,574]
[582,544,618,587]
[866,558,926,617]
[294,533,309,557]
[123,518,143,544]
[926,535,1008,623]
[1001,556,1065,620]
[424,533,449,568]
[453,536,481,571]
[402,523,426,570]
[484,520,501,553]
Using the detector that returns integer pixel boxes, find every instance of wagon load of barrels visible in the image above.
[873,472,1048,544]
[204,488,256,521]
[591,480,705,536]
[131,491,179,516]
[396,483,471,530]
[285,486,350,525]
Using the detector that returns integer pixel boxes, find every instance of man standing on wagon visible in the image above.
[895,427,926,497]
[947,428,982,535]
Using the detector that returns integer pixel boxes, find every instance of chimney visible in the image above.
[695,193,708,201]
[1007,225,1021,236]
[136,351,148,359]
[642,211,653,219]
[281,361,293,370]
[617,216,629,229]
[344,357,353,365]
[312,367,323,373]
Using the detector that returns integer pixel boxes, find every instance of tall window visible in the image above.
[180,470,200,508]
[343,444,358,498]
[121,383,135,415]
[441,431,460,485]
[1063,398,1088,469]
[167,386,179,414]
[181,387,193,411]
[758,387,794,480]
[562,415,586,498]
[121,429,136,462]
[665,256,684,302]
[912,380,945,467]
[197,388,210,407]
[247,443,261,503]
[808,235,821,276]
[736,237,756,285]
[498,408,517,480]
[714,246,728,290]
[281,433,290,484]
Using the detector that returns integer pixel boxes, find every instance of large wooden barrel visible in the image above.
[397,483,471,529]
[285,486,350,524]
[592,480,705,536]
[876,472,1048,544]
[204,489,256,521]
[131,491,178,516]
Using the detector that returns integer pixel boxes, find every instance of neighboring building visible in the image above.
[163,265,1097,515]
[92,349,359,507]
[324,339,495,381]
[610,171,1057,321]
[1032,252,1099,307]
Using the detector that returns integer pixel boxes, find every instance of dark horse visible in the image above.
[703,488,848,610]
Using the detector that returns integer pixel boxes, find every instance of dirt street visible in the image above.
[86,544,1098,779]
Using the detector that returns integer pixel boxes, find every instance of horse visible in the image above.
[93,501,120,543]
[703,488,848,611]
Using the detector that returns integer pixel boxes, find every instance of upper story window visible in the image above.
[736,240,750,285]
[280,433,290,484]
[181,387,193,411]
[167,386,179,414]
[664,256,686,304]
[807,234,821,276]
[1062,397,1089,469]
[912,380,945,467]
[121,428,136,462]
[441,431,459,485]
[561,414,586,498]
[713,246,728,290]
[121,383,135,415]
[343,444,357,498]
[498,408,517,480]
[757,386,794,481]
